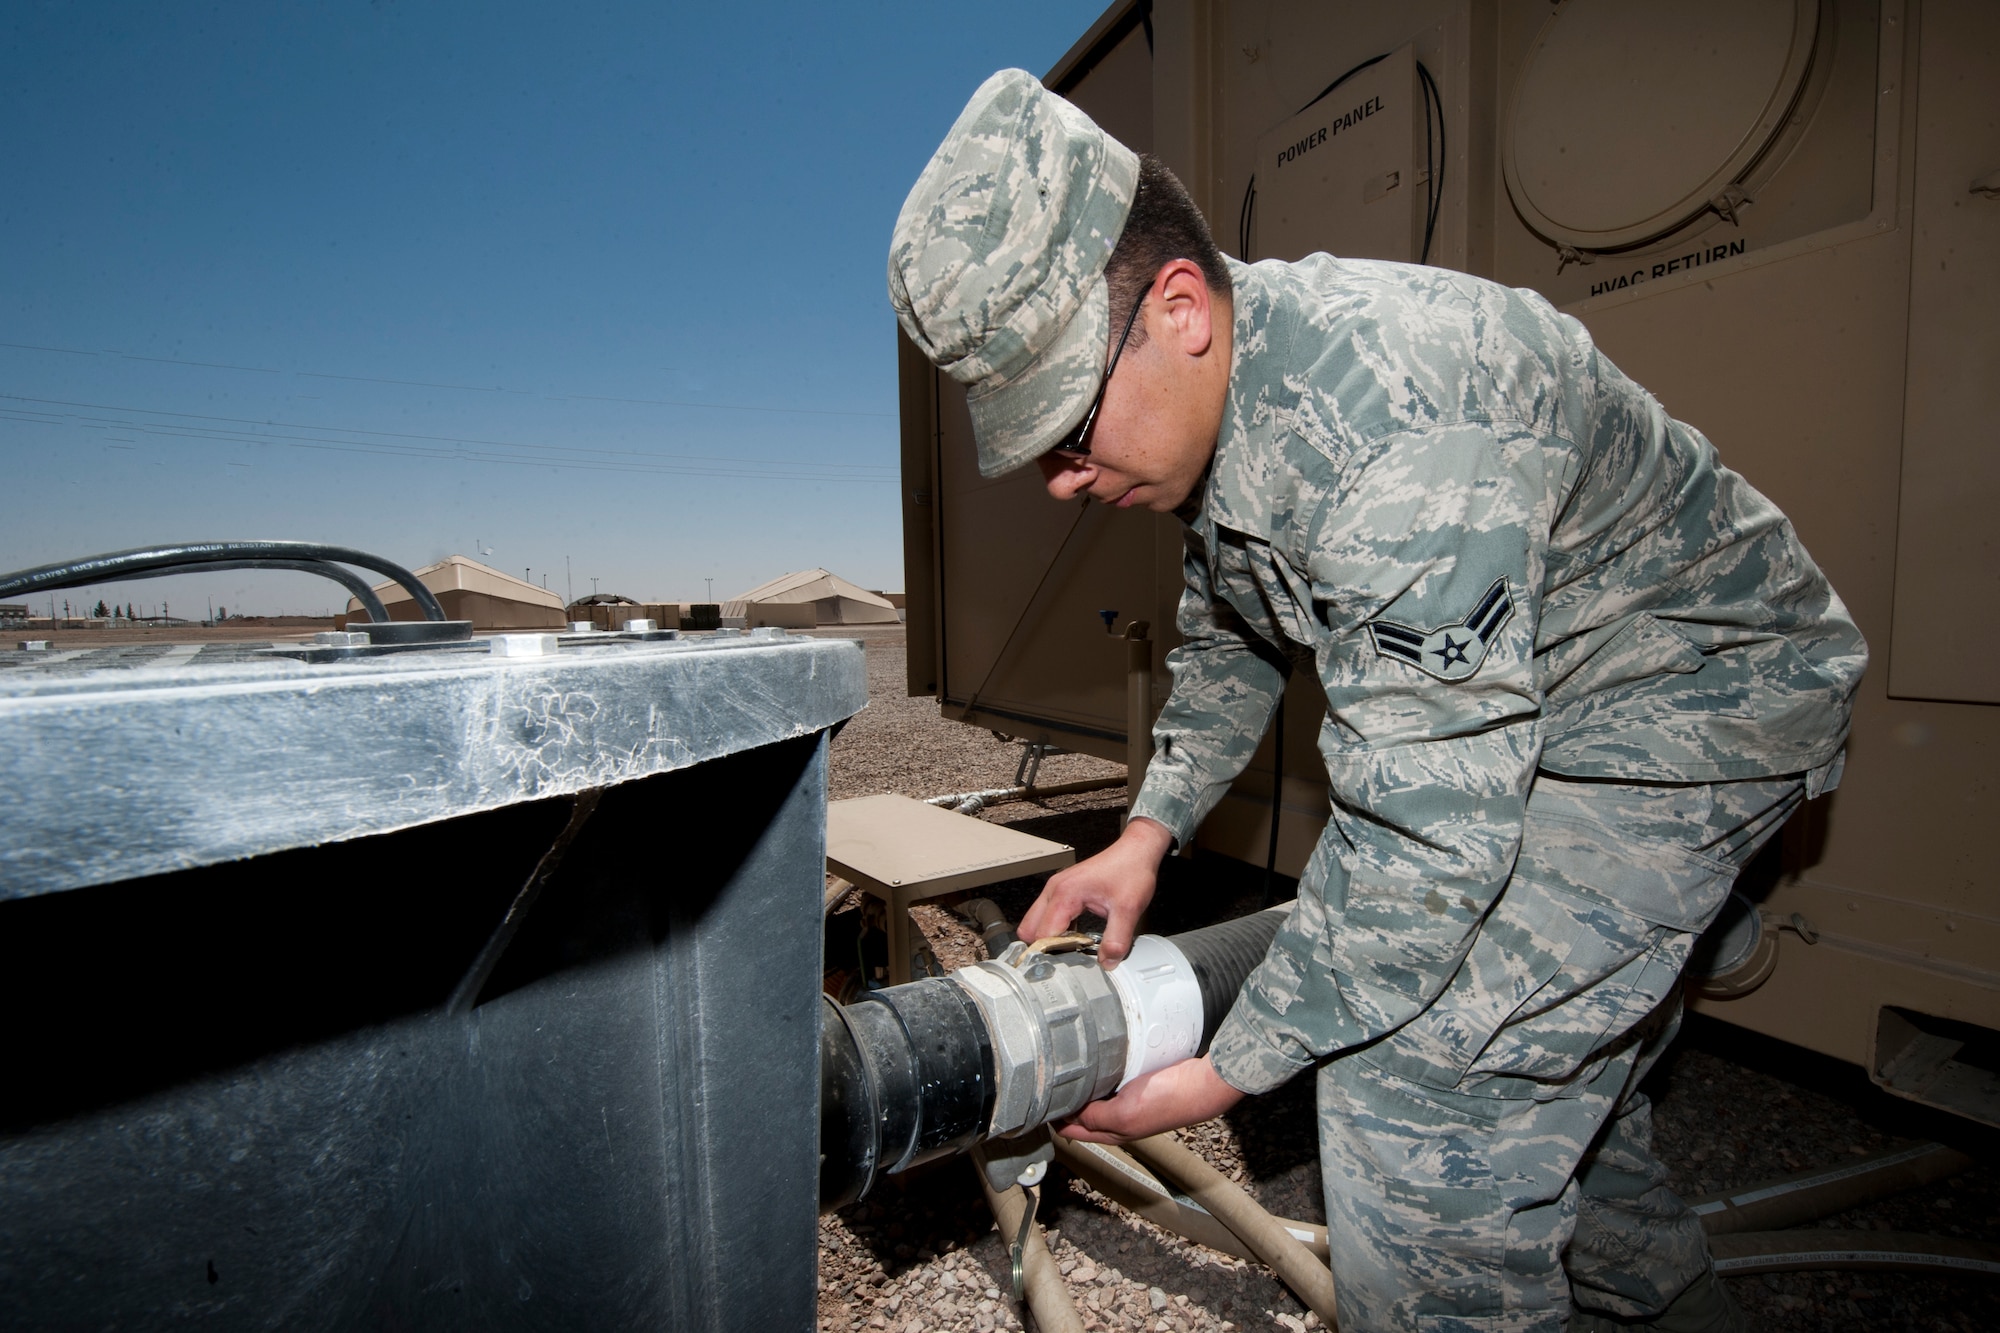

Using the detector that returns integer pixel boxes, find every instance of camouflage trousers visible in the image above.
[1317,773,1804,1333]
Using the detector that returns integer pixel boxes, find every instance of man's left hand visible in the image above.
[1056,1054,1244,1144]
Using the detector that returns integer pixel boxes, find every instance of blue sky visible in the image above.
[1,0,1107,615]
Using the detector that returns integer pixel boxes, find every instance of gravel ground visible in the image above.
[817,624,1127,806]
[815,627,1997,1332]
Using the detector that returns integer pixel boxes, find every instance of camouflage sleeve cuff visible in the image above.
[1206,1002,1313,1097]
[1127,771,1206,848]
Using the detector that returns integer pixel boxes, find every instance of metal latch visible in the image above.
[978,1124,1054,1193]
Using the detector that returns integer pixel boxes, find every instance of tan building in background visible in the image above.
[344,554,565,630]
[732,568,900,626]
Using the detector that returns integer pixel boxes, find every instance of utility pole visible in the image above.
[705,577,713,602]
[566,555,573,607]
[590,577,599,598]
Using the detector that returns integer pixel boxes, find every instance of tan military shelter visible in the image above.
[730,569,899,626]
[344,554,565,630]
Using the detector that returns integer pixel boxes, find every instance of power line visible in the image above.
[555,391,888,419]
[0,338,893,419]
[10,407,897,478]
[0,394,897,484]
[3,393,893,467]
[0,415,897,485]
[294,371,534,394]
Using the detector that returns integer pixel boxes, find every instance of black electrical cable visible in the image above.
[0,542,449,622]
[1235,52,1445,266]
[961,500,1095,721]
[1297,52,1392,115]
[1237,53,1391,262]
[1417,60,1445,264]
[1234,175,1260,262]
[1262,694,1285,906]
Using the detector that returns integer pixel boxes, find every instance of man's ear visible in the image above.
[1151,258,1214,357]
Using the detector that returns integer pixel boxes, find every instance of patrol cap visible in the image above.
[889,69,1139,478]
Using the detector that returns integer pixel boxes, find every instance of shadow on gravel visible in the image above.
[1659,1015,2000,1164]
[1648,1014,2000,1331]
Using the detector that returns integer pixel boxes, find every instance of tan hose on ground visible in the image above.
[971,1151,1084,1333]
[1050,1135,1329,1264]
[1127,1132,1339,1327]
[1689,1141,1974,1235]
[1708,1228,2000,1277]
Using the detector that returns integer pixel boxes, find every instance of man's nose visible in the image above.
[1039,454,1093,501]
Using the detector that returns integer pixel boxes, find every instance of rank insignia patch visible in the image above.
[1367,578,1514,683]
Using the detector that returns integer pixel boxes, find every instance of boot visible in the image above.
[1571,1268,1749,1333]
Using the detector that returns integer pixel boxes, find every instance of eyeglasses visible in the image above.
[1048,292,1146,461]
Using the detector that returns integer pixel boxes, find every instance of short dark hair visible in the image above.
[1104,154,1232,350]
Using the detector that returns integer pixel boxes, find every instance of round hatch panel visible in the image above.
[1503,0,1822,252]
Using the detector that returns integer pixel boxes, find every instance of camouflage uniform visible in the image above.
[1127,255,1866,1330]
[886,70,1866,1333]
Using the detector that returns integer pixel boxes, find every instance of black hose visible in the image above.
[820,980,994,1212]
[819,907,1287,1210]
[63,558,393,623]
[1166,908,1288,1056]
[820,997,887,1210]
[0,542,448,622]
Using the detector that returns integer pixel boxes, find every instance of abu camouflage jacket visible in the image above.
[1126,255,1866,1095]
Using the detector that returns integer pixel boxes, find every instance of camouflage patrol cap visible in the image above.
[889,69,1139,478]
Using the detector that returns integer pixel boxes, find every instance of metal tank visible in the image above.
[897,0,1999,1126]
[0,626,866,1329]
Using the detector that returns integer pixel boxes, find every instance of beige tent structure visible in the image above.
[344,555,565,630]
[729,568,899,626]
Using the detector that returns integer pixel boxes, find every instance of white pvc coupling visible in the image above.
[1105,934,1204,1089]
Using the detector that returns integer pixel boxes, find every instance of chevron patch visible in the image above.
[1367,578,1514,683]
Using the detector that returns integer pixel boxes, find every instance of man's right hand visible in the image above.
[1015,816,1174,967]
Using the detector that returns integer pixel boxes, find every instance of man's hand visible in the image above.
[1057,1055,1243,1144]
[1016,816,1173,967]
